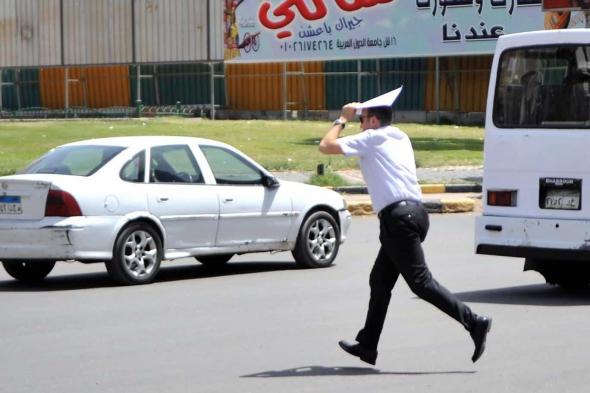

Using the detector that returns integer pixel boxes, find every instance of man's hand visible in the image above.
[340,103,358,122]
[319,103,358,155]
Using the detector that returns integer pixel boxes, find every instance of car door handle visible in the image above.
[223,198,234,203]
[158,197,169,202]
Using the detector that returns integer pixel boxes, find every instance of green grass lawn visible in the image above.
[0,118,483,175]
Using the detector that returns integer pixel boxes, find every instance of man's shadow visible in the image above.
[241,365,475,378]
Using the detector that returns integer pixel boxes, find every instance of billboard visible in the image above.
[224,0,587,62]
[543,0,590,10]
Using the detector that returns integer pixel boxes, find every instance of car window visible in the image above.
[149,145,204,184]
[23,145,125,176]
[200,145,262,185]
[120,151,145,183]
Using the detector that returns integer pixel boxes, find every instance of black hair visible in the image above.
[367,106,393,126]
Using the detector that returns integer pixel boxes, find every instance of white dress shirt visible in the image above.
[337,125,422,213]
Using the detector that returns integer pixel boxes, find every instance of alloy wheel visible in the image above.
[306,218,337,262]
[122,230,158,278]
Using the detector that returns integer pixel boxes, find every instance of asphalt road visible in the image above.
[1,213,590,393]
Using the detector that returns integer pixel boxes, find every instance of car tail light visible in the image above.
[487,190,517,207]
[45,189,82,217]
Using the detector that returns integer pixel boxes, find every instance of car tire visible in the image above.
[106,223,162,285]
[2,260,56,283]
[292,211,340,268]
[195,254,234,267]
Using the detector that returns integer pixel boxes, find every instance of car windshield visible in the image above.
[494,44,590,128]
[23,145,126,176]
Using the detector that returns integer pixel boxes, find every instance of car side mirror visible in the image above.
[262,173,280,188]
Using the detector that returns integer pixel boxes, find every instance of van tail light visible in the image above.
[487,190,517,207]
[45,189,82,217]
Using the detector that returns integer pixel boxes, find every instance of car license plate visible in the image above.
[0,195,22,215]
[539,178,582,211]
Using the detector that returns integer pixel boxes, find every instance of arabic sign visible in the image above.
[543,0,590,10]
[223,0,586,62]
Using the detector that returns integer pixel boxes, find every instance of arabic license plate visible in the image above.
[543,189,580,210]
[0,196,22,215]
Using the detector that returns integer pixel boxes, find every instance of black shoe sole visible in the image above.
[338,341,377,365]
[472,318,492,363]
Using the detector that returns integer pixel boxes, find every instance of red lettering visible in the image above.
[277,31,293,39]
[259,1,295,30]
[295,0,328,20]
[335,0,394,12]
[259,0,328,39]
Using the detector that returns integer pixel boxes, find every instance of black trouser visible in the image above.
[355,200,476,350]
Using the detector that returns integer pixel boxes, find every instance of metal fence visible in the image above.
[0,56,493,124]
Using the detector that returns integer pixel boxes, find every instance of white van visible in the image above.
[475,29,590,288]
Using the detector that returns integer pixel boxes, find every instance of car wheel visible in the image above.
[292,211,340,268]
[106,223,162,285]
[195,254,234,267]
[2,260,56,283]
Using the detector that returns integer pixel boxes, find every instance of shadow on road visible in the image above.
[0,261,299,292]
[241,365,475,378]
[456,284,590,306]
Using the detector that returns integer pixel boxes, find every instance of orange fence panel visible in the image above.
[425,56,492,113]
[40,66,130,109]
[226,61,325,111]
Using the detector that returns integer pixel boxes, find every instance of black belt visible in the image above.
[378,200,421,219]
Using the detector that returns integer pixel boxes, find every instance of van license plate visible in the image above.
[543,189,580,210]
[540,178,582,210]
[0,196,22,215]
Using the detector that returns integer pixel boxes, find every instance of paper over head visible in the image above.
[355,86,403,114]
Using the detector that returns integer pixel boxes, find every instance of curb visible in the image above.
[334,183,482,194]
[346,197,476,216]
[347,198,475,216]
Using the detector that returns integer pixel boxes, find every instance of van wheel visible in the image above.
[526,258,590,289]
[106,223,162,285]
[2,260,56,283]
[541,270,590,289]
[292,211,340,268]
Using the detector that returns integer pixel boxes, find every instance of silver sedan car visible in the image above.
[0,136,351,285]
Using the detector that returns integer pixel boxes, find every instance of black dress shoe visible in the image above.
[470,316,492,363]
[338,340,378,365]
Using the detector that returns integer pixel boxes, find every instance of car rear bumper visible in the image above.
[475,215,590,260]
[0,216,119,261]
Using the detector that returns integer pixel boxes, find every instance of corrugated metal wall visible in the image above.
[39,66,130,109]
[425,56,492,112]
[208,0,224,61]
[0,69,18,109]
[324,59,427,110]
[1,0,221,67]
[62,0,133,65]
[2,57,491,114]
[0,68,41,109]
[0,0,61,67]
[134,0,210,63]
[157,64,223,105]
[129,65,158,105]
[225,62,325,110]
[19,68,41,108]
[129,63,225,106]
